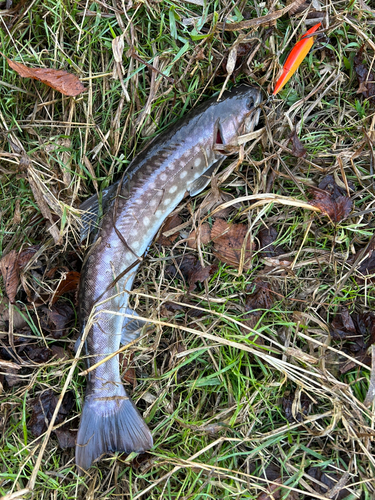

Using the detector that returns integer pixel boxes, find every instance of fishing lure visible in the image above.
[273,22,321,96]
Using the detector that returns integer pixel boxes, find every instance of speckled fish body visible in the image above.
[76,85,262,472]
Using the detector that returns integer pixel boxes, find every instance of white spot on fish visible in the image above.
[149,181,156,189]
[163,198,171,205]
[130,227,138,236]
[143,216,150,226]
[169,185,177,194]
[149,198,158,207]
[180,170,187,179]
[135,198,142,205]
[132,241,140,250]
[194,146,200,154]
[194,157,201,167]
[155,210,163,217]
[194,171,201,179]
[160,173,167,181]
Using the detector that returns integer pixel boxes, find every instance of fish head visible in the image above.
[217,85,262,150]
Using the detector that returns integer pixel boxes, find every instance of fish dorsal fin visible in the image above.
[188,158,224,197]
[80,181,121,242]
[121,307,149,345]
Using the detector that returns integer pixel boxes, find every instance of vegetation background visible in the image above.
[0,0,374,498]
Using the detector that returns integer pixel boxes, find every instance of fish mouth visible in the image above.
[244,90,263,135]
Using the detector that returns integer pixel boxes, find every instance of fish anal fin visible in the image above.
[121,307,148,345]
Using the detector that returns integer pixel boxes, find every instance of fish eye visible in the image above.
[247,97,254,109]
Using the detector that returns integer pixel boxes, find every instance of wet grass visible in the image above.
[0,0,375,498]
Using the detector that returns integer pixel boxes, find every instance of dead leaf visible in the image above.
[7,59,85,97]
[29,389,75,447]
[257,478,282,500]
[309,188,352,223]
[41,303,74,339]
[0,250,20,303]
[157,214,183,246]
[330,309,375,374]
[287,0,309,16]
[282,391,313,423]
[354,45,375,101]
[51,271,80,304]
[120,352,136,387]
[317,174,353,199]
[289,129,307,158]
[211,219,254,269]
[17,246,39,269]
[166,254,217,292]
[186,223,211,249]
[258,227,285,257]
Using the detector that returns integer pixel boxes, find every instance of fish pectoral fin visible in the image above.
[121,307,149,345]
[188,159,224,197]
[80,180,121,242]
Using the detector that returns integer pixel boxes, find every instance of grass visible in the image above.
[0,0,375,498]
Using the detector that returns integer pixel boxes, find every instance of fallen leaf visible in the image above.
[309,188,352,223]
[241,279,274,334]
[41,303,74,339]
[317,174,353,199]
[257,478,282,500]
[186,223,211,249]
[17,246,39,269]
[0,250,20,303]
[7,59,85,97]
[282,391,313,423]
[258,227,286,257]
[289,129,307,158]
[166,254,217,292]
[120,352,136,387]
[354,45,375,101]
[51,271,80,304]
[29,389,75,445]
[157,213,183,246]
[330,309,375,374]
[211,219,254,269]
[308,467,352,500]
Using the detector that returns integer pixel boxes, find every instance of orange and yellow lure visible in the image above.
[273,22,321,96]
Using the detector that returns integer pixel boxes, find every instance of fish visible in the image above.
[76,84,262,472]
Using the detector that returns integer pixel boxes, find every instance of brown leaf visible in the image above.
[258,227,286,257]
[257,479,282,500]
[309,188,352,223]
[29,389,75,440]
[330,309,375,374]
[354,45,375,101]
[242,279,274,333]
[166,254,217,292]
[317,174,353,199]
[282,391,313,423]
[120,352,136,387]
[287,0,309,16]
[157,214,183,246]
[41,303,74,339]
[0,250,20,303]
[17,246,39,269]
[289,129,307,158]
[7,59,85,97]
[186,223,211,249]
[211,219,254,269]
[51,271,80,304]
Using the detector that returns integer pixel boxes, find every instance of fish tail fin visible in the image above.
[76,387,153,473]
